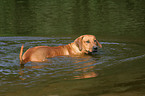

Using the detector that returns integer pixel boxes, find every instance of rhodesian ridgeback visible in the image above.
[19,35,102,64]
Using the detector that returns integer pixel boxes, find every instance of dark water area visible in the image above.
[0,0,145,38]
[0,0,145,96]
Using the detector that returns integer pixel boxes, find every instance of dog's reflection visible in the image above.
[73,56,99,79]
[19,55,100,80]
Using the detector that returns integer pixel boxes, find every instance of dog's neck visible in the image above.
[66,43,82,55]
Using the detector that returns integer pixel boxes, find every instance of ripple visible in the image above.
[119,54,145,62]
[0,37,144,90]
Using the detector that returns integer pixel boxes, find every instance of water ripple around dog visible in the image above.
[0,37,145,92]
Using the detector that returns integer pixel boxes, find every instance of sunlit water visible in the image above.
[0,37,145,96]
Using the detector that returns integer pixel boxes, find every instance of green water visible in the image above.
[0,0,145,37]
[0,0,145,96]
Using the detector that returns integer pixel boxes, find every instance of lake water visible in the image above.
[0,0,145,96]
[0,36,145,96]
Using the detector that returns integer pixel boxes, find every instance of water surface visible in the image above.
[0,0,145,96]
[0,36,145,96]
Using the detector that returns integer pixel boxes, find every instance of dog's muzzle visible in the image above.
[85,46,98,54]
[92,46,98,52]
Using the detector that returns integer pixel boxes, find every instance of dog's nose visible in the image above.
[93,46,98,50]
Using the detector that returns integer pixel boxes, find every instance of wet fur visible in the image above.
[19,35,102,64]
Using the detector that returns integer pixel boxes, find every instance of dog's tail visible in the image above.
[19,44,24,64]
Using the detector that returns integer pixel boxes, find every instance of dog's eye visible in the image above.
[86,41,90,43]
[94,40,97,42]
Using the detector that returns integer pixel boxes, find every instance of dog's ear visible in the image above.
[96,40,102,48]
[74,36,84,51]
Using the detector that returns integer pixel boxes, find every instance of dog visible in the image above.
[19,35,102,64]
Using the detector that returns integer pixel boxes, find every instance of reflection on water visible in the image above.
[0,36,145,96]
[0,0,144,37]
[19,55,100,80]
[0,0,145,95]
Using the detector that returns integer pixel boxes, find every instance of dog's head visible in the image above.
[74,35,102,54]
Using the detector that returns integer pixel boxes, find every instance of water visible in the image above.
[0,36,145,96]
[0,0,145,37]
[0,0,145,96]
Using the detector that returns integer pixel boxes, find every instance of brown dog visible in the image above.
[19,35,102,64]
